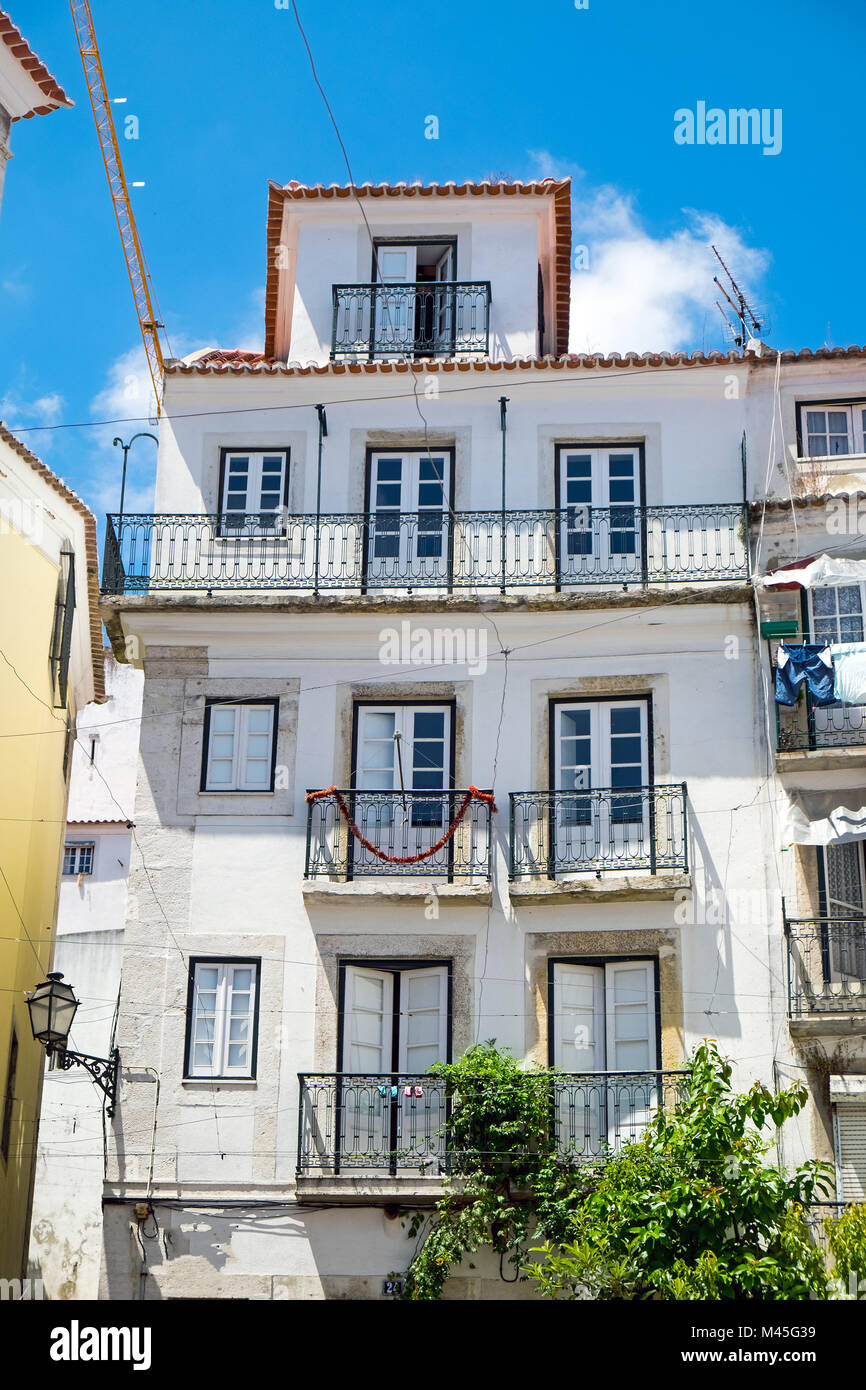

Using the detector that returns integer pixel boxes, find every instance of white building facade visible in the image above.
[28,654,143,1300]
[96,177,864,1299]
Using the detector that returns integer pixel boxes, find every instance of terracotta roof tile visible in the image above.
[263,177,572,360]
[166,344,866,379]
[191,348,268,366]
[0,9,71,119]
[0,423,104,703]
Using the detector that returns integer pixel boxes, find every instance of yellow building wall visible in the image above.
[0,524,72,1281]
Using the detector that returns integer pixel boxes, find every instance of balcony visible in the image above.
[776,692,866,755]
[332,281,491,359]
[509,785,689,881]
[101,504,749,595]
[304,788,493,882]
[785,910,866,1021]
[296,1070,691,1177]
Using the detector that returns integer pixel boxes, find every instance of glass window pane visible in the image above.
[610,707,641,733]
[413,713,444,740]
[376,459,402,481]
[561,708,591,735]
[364,712,396,739]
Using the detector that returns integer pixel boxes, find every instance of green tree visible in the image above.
[531,1041,833,1300]
[399,1043,587,1300]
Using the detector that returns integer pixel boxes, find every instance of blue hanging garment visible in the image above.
[775,644,836,706]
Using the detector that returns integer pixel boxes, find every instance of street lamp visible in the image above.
[112,432,158,523]
[27,973,120,1116]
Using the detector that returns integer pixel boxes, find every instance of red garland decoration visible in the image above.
[305,785,497,865]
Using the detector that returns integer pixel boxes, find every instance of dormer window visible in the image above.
[332,238,490,361]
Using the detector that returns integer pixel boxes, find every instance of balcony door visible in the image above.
[339,963,449,1170]
[821,843,866,986]
[552,960,657,1157]
[372,246,417,355]
[353,704,452,871]
[552,699,649,873]
[557,445,642,583]
[434,246,455,353]
[810,584,866,744]
[366,450,451,587]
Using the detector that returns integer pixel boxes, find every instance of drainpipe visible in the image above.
[499,396,508,593]
[314,404,327,594]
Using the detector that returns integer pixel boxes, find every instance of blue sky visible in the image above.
[0,0,863,520]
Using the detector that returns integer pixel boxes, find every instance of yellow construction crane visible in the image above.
[69,0,166,416]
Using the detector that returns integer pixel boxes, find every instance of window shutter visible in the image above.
[837,1103,866,1201]
[342,967,393,1073]
[399,967,447,1074]
[604,961,656,1072]
[552,963,604,1071]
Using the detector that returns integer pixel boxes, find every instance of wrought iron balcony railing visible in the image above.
[101,505,749,594]
[304,788,494,881]
[296,1070,690,1174]
[776,690,866,752]
[332,281,491,358]
[784,908,866,1015]
[509,784,689,878]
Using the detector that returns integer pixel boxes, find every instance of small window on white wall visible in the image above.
[187,960,260,1078]
[63,843,94,875]
[219,449,288,527]
[202,701,277,792]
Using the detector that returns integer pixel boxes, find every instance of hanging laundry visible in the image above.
[775,644,836,706]
[830,642,866,705]
[414,1086,423,1098]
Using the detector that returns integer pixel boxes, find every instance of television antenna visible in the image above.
[712,245,762,350]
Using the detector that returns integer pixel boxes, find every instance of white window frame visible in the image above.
[552,959,657,1072]
[355,703,452,793]
[220,449,289,522]
[62,842,94,876]
[203,701,277,793]
[187,960,259,1079]
[341,963,449,1072]
[809,583,866,646]
[800,402,866,460]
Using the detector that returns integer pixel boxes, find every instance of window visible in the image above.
[553,697,649,822]
[1,1030,18,1164]
[370,241,456,356]
[812,584,864,645]
[818,845,866,983]
[63,843,94,876]
[365,449,452,584]
[834,1093,866,1201]
[355,702,452,826]
[202,700,278,792]
[186,959,260,1078]
[551,960,657,1072]
[49,548,76,708]
[799,401,866,459]
[550,960,660,1158]
[218,449,289,529]
[556,443,643,578]
[340,962,450,1072]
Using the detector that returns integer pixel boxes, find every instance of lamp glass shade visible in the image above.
[27,975,78,1046]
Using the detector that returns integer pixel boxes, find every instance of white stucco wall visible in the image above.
[28,657,143,1300]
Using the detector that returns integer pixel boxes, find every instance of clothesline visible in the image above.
[774,641,866,707]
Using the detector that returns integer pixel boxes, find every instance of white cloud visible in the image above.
[0,390,64,428]
[528,151,770,355]
[86,346,160,516]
